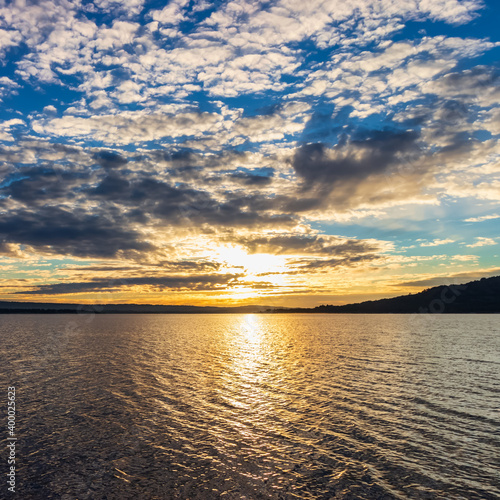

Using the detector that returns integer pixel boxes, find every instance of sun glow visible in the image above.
[215,245,287,277]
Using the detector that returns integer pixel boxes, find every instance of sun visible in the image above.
[215,245,286,277]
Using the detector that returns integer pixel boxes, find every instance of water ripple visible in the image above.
[1,313,499,499]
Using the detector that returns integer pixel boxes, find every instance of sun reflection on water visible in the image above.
[226,315,269,409]
[241,314,262,343]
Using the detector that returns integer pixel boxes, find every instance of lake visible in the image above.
[1,314,499,499]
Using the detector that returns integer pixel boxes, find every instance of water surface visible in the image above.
[1,314,499,499]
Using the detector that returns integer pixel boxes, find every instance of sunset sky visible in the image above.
[0,0,499,306]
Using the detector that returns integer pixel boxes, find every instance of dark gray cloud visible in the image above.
[154,260,222,272]
[231,234,381,256]
[64,260,222,273]
[293,254,382,270]
[292,129,420,188]
[229,171,274,186]
[0,158,295,259]
[431,66,500,99]
[0,207,153,258]
[91,173,130,196]
[434,100,469,124]
[89,174,294,228]
[17,273,244,295]
[93,150,128,169]
[0,167,90,204]
[63,266,140,272]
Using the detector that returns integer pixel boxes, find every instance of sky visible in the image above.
[0,0,499,307]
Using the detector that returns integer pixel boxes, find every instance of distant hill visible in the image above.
[1,276,498,313]
[0,302,277,314]
[274,276,500,314]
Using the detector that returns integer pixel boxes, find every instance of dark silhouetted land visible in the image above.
[0,303,276,314]
[271,276,500,314]
[0,276,498,314]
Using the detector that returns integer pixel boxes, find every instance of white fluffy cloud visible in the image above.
[33,111,224,144]
[466,237,497,248]
[420,239,455,247]
[465,214,500,222]
[149,0,189,25]
[0,118,24,141]
[0,0,485,106]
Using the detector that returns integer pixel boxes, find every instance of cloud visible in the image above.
[33,111,223,145]
[85,172,294,229]
[466,237,497,248]
[451,255,479,261]
[149,0,189,25]
[2,0,98,83]
[396,269,500,287]
[299,36,495,106]
[0,76,20,99]
[286,128,441,212]
[0,242,32,259]
[229,171,274,186]
[0,206,154,258]
[42,105,57,114]
[420,238,455,247]
[0,118,25,141]
[230,233,387,256]
[0,0,488,108]
[0,150,298,262]
[465,214,500,223]
[0,0,491,121]
[291,253,382,270]
[63,260,222,274]
[423,66,500,108]
[482,108,500,135]
[420,0,482,24]
[93,0,146,16]
[0,28,23,60]
[293,130,420,188]
[93,150,128,169]
[230,102,310,144]
[16,273,243,295]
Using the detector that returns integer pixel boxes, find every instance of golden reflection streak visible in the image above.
[193,314,318,480]
[222,315,270,415]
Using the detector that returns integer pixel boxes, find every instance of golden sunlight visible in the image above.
[215,245,287,276]
[241,314,261,342]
